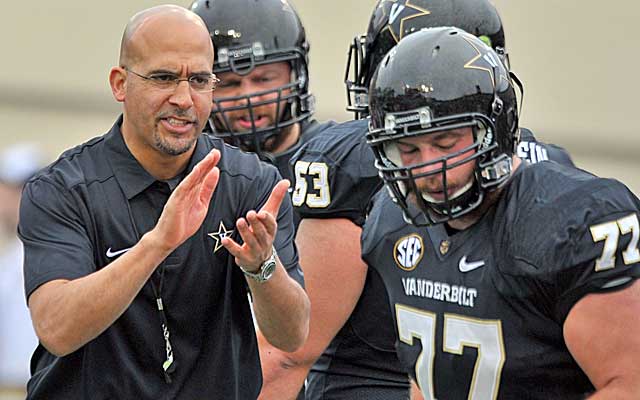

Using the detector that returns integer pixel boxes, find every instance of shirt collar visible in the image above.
[104,116,213,199]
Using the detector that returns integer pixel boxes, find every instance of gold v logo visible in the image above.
[389,4,405,24]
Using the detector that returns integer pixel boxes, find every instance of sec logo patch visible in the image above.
[393,234,424,271]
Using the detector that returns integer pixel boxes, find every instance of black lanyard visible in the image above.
[125,180,179,384]
[149,265,176,383]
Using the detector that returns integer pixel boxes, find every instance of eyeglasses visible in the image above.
[125,67,221,92]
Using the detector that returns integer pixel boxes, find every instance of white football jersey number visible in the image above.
[291,161,331,208]
[396,305,505,400]
[590,213,640,271]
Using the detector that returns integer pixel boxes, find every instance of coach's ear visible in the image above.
[109,66,127,103]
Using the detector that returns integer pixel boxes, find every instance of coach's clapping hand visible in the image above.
[149,149,221,252]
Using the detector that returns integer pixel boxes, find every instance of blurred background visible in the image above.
[0,0,638,397]
[0,0,638,193]
[0,0,638,191]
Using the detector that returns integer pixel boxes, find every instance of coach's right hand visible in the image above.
[149,149,221,252]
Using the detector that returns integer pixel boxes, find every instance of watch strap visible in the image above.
[239,246,277,283]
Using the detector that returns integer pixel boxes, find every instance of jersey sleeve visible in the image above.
[504,176,640,323]
[18,178,96,300]
[289,120,382,227]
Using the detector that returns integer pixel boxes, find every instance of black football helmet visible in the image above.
[367,27,518,226]
[190,0,314,158]
[346,0,508,118]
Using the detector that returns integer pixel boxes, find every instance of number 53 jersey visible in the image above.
[362,161,640,400]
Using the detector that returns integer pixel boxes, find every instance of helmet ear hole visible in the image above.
[506,107,518,151]
[507,108,516,132]
[491,97,504,118]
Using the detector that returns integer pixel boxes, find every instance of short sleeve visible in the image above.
[505,178,640,323]
[18,178,95,300]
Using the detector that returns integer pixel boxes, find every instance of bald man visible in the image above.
[19,6,309,399]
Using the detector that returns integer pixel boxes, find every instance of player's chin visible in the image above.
[413,181,445,202]
[421,184,470,204]
[421,191,447,204]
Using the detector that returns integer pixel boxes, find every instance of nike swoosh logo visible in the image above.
[458,256,485,273]
[106,247,132,258]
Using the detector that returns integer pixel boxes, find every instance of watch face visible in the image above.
[262,260,276,281]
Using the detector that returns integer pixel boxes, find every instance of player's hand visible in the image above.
[222,179,289,271]
[151,149,221,252]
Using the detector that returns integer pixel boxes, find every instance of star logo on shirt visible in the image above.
[379,0,431,44]
[208,221,234,253]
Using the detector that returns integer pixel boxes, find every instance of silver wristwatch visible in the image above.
[239,246,277,283]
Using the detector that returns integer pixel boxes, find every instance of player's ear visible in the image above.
[109,66,127,103]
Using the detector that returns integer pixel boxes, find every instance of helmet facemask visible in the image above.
[209,44,314,160]
[369,108,512,226]
[344,35,369,119]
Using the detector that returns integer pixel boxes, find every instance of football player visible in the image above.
[363,27,640,399]
[190,0,334,194]
[260,1,576,399]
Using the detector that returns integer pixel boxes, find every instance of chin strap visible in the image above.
[481,154,513,183]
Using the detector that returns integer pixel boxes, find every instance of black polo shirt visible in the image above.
[19,117,303,400]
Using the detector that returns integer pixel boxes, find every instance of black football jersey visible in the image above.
[362,161,640,400]
[291,120,577,399]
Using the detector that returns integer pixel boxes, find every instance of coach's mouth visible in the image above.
[160,116,196,134]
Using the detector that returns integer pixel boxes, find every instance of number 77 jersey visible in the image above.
[362,161,640,400]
